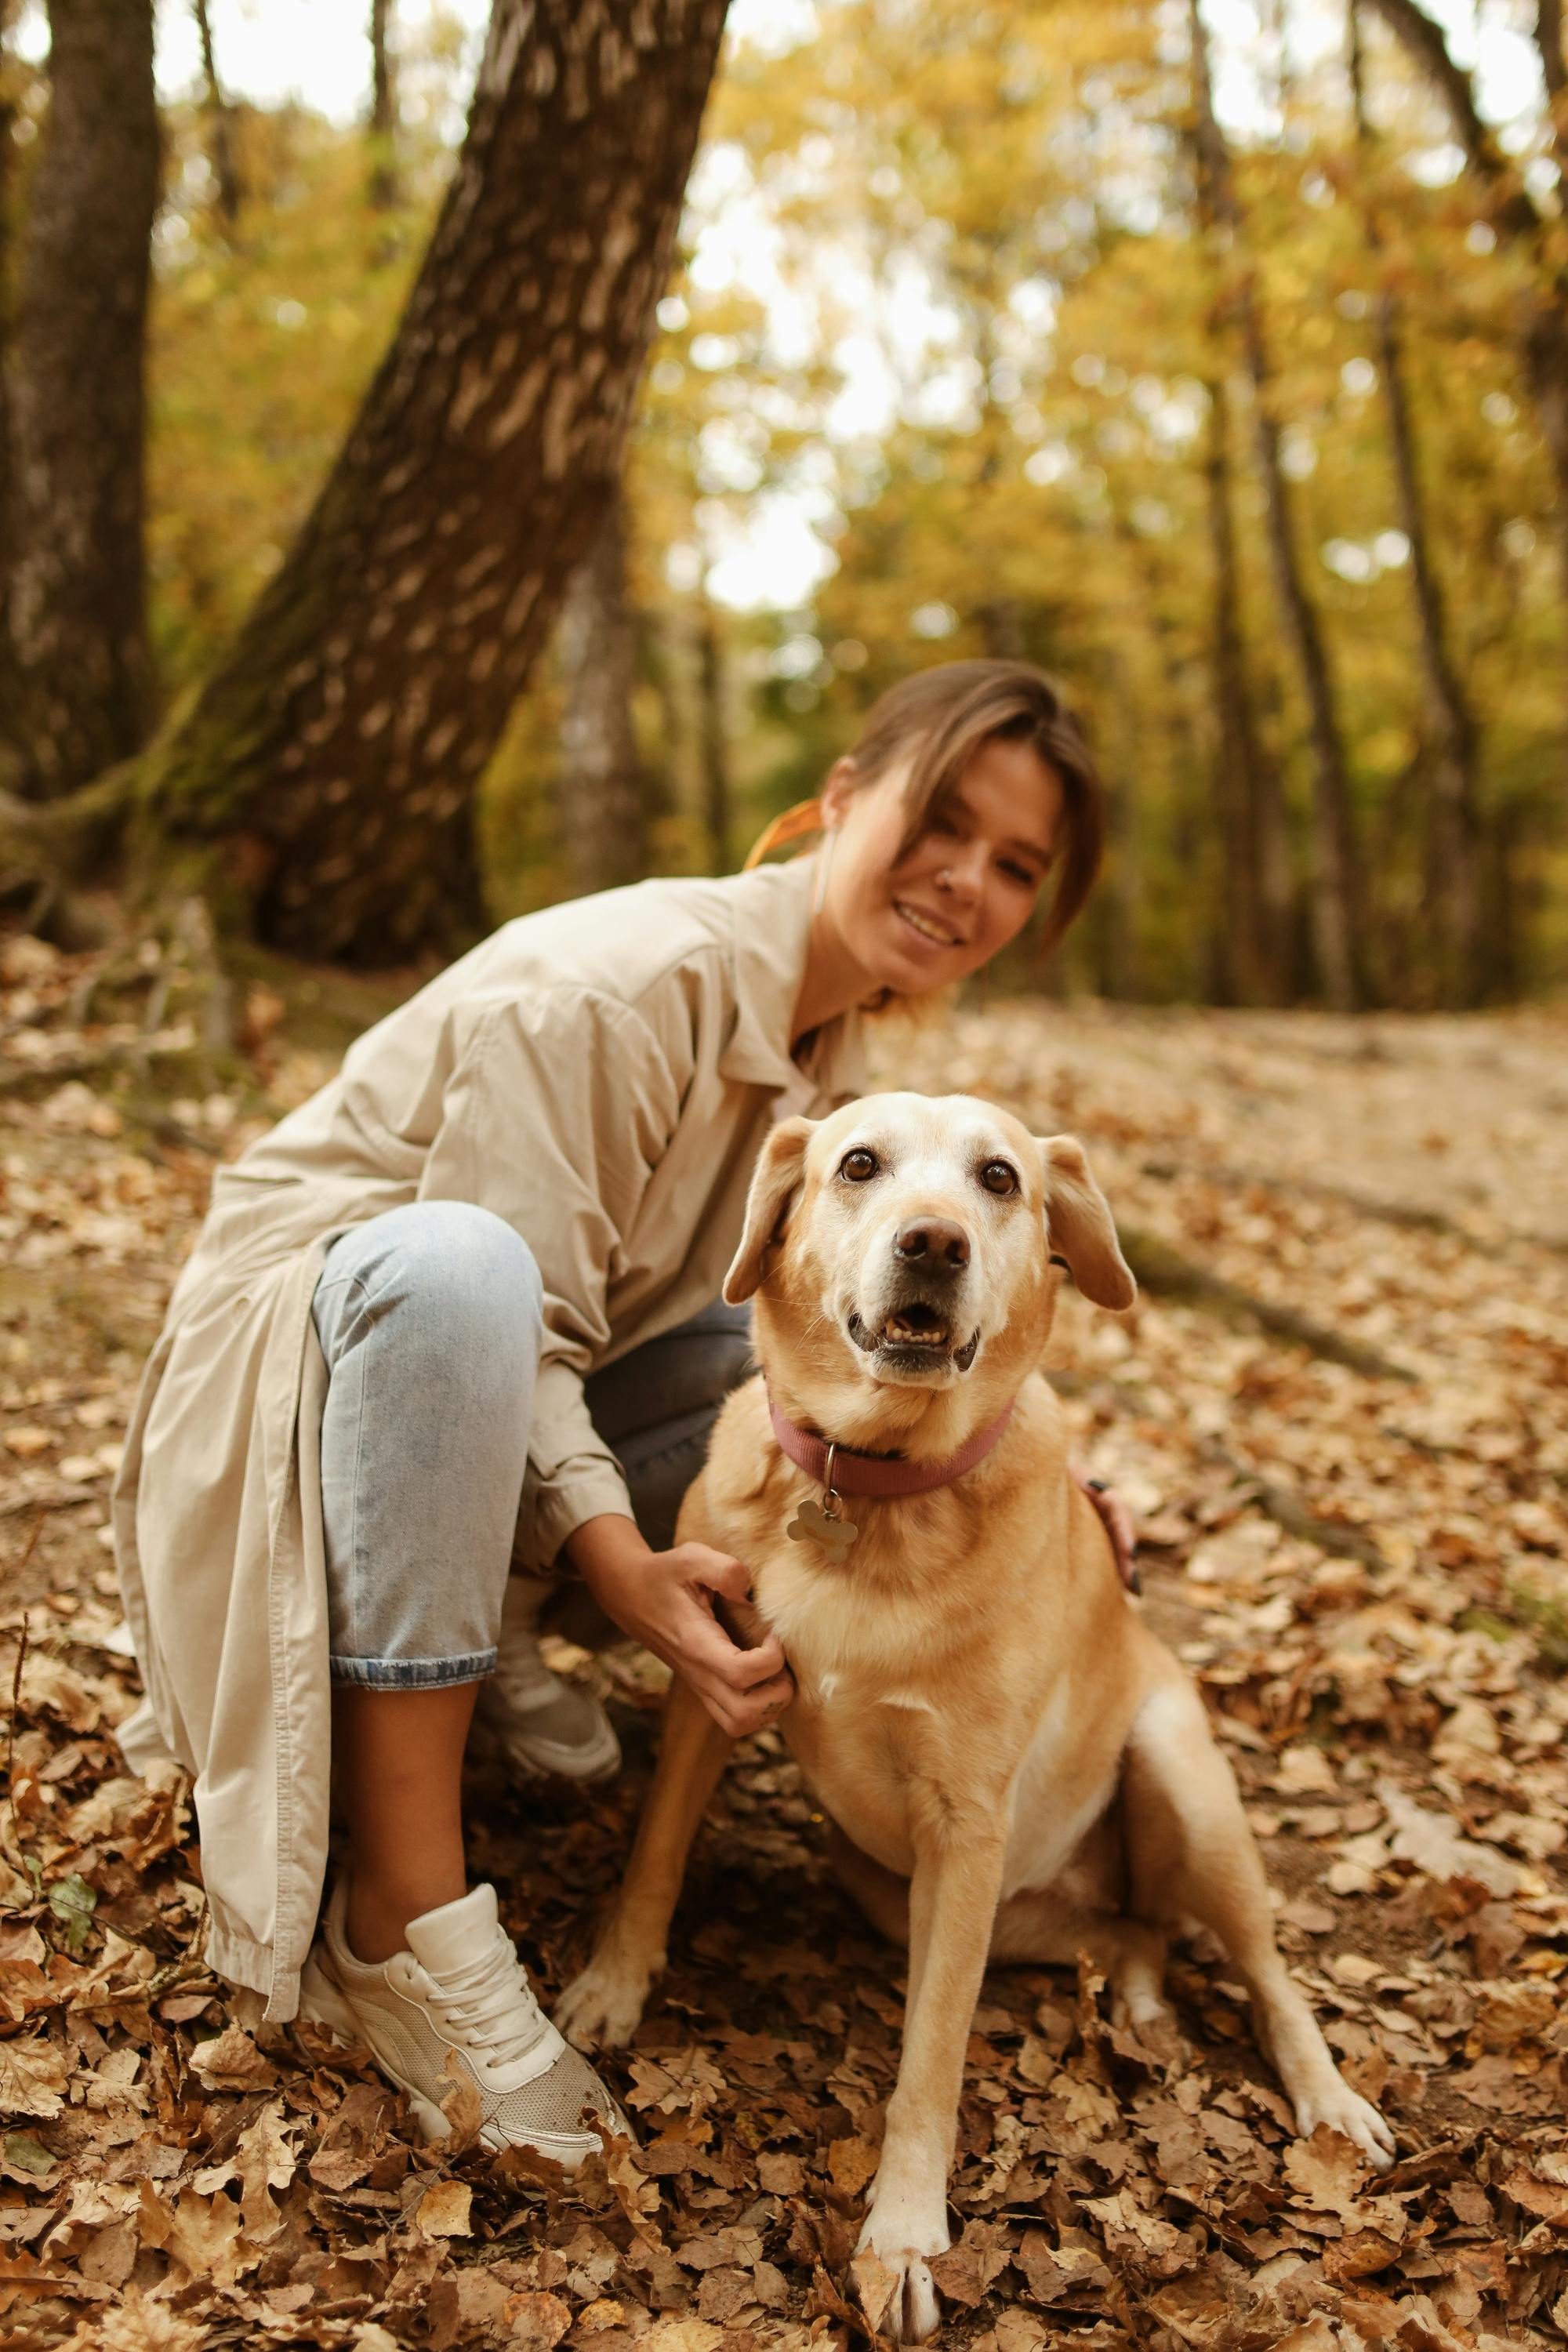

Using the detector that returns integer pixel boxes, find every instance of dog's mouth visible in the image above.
[848,1306,980,1374]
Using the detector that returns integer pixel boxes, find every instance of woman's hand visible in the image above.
[1072,1466,1140,1594]
[564,1514,795,1738]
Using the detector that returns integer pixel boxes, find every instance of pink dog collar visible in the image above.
[766,1389,1015,1499]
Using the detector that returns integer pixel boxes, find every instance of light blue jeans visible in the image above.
[310,1200,753,1688]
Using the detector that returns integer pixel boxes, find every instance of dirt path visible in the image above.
[2,938,1563,2350]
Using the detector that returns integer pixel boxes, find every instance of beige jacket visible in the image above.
[111,855,865,2020]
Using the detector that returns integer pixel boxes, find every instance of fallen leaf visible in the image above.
[414,2178,473,2238]
[828,2133,880,2198]
[186,2022,278,2090]
[0,2034,70,2119]
[234,2100,296,2240]
[849,2249,899,2333]
[1283,2125,1372,2216]
[1379,1784,1523,1898]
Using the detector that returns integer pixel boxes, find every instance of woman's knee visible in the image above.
[314,1201,543,1384]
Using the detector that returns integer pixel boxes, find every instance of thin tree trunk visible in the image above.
[1201,372,1292,1004]
[696,593,731,871]
[1539,0,1568,177]
[5,0,158,800]
[557,483,647,892]
[134,0,728,964]
[1367,0,1568,793]
[192,0,241,227]
[1107,488,1210,999]
[1100,648,1142,998]
[638,604,681,837]
[1189,0,1361,1011]
[977,599,1025,660]
[368,0,398,210]
[1350,2,1482,1004]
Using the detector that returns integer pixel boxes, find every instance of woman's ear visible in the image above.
[817,756,858,829]
[1035,1134,1136,1311]
[724,1118,816,1304]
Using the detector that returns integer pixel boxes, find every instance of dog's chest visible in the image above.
[753,1536,938,1695]
[746,1537,992,1873]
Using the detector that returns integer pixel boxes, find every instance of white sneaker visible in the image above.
[298,1879,624,2168]
[474,1577,622,1784]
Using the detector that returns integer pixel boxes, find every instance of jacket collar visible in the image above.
[719,854,869,1106]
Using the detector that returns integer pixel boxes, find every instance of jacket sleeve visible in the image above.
[416,986,686,1568]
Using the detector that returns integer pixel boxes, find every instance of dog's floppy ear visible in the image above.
[723,1117,815,1304]
[1036,1134,1136,1312]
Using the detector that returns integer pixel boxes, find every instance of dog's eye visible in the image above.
[840,1148,879,1182]
[980,1160,1018,1196]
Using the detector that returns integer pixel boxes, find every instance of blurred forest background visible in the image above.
[2,0,1566,1011]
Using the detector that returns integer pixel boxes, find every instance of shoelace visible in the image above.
[421,1928,553,2072]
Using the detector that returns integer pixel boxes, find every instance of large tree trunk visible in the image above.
[1350,4,1482,1005]
[134,0,728,964]
[1367,0,1568,790]
[556,483,648,892]
[1189,0,1361,1011]
[4,0,158,800]
[1201,372,1292,1004]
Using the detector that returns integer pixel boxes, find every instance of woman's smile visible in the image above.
[892,898,966,951]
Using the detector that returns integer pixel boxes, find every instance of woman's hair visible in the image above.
[748,658,1105,956]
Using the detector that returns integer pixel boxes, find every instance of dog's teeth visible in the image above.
[885,1316,948,1346]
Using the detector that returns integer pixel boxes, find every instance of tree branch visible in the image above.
[1363,0,1542,234]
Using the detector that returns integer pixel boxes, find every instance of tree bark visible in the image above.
[696,593,731,871]
[1350,3,1483,1004]
[1189,0,1361,1011]
[556,482,648,892]
[368,0,398,210]
[192,0,241,227]
[1366,0,1568,782]
[5,0,159,800]
[132,0,728,964]
[1201,372,1292,1004]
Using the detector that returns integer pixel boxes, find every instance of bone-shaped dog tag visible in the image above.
[787,1494,858,1561]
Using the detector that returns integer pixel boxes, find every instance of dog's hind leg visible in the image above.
[1121,1677,1395,2169]
[827,1822,911,1944]
[555,1673,733,2050]
[988,1892,1169,2028]
[836,1823,1172,2031]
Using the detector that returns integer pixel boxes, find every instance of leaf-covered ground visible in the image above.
[2,934,1565,2352]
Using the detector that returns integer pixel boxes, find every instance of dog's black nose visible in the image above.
[895,1218,970,1270]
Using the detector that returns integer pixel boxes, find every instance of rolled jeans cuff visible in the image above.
[328,1647,499,1690]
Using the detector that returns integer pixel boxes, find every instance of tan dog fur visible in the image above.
[557,1094,1392,2340]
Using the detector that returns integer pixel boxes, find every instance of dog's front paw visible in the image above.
[854,2198,949,2343]
[554,1954,652,2051]
[1293,2081,1396,2171]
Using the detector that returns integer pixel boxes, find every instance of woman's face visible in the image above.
[818,733,1065,998]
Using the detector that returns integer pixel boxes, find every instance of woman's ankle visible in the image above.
[342,1871,466,1965]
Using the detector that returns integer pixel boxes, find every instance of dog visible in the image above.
[557,1093,1394,2340]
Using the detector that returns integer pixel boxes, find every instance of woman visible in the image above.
[112,657,1131,2165]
